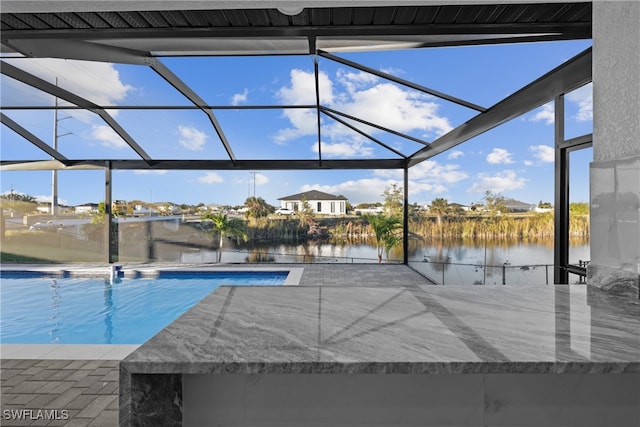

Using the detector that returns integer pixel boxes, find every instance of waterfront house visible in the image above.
[448,202,471,212]
[278,190,347,215]
[74,202,100,214]
[354,206,384,215]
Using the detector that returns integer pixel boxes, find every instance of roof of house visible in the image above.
[279,190,347,202]
[503,199,535,209]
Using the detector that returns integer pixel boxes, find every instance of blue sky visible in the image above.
[1,39,593,207]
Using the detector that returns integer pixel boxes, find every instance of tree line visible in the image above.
[198,186,590,263]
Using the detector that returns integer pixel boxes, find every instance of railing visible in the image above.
[566,260,590,282]
[408,259,590,286]
[188,248,589,286]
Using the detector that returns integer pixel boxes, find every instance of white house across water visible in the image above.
[278,190,347,215]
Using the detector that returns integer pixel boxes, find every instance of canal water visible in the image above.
[179,236,590,285]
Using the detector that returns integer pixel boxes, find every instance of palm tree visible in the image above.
[383,233,402,262]
[297,197,315,227]
[244,196,271,222]
[202,213,248,262]
[364,214,402,263]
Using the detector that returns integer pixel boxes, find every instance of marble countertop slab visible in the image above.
[122,284,640,375]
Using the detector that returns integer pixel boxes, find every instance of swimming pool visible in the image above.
[0,271,287,344]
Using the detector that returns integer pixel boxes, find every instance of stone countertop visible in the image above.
[121,284,640,375]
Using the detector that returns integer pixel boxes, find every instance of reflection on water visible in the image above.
[103,279,115,344]
[409,237,590,285]
[46,278,118,344]
[48,279,61,343]
[175,236,589,285]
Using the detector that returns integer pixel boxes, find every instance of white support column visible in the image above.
[589,1,640,297]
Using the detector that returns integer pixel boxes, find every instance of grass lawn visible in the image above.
[0,252,56,263]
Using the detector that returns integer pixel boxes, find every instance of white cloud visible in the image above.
[529,145,555,163]
[274,69,334,144]
[447,150,464,159]
[412,182,448,195]
[526,85,592,125]
[197,172,224,184]
[274,108,317,143]
[91,125,129,149]
[335,69,379,95]
[277,68,334,106]
[231,88,249,106]
[373,160,468,199]
[256,173,269,185]
[300,179,398,204]
[567,83,592,122]
[253,173,269,186]
[274,67,453,154]
[523,160,534,166]
[178,125,207,151]
[337,82,452,137]
[34,195,68,205]
[6,58,132,108]
[323,158,469,202]
[379,67,405,76]
[300,176,451,205]
[528,102,554,125]
[239,172,269,188]
[405,160,468,184]
[372,169,402,179]
[314,140,374,158]
[467,170,527,194]
[486,148,514,165]
[4,59,133,133]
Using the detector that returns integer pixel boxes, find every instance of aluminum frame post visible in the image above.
[403,167,409,265]
[554,95,569,284]
[105,161,115,264]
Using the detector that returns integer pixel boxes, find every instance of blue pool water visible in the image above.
[0,271,286,344]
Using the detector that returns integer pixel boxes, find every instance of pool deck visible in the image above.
[0,264,428,426]
[2,263,639,426]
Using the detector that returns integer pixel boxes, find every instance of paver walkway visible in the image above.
[1,359,119,426]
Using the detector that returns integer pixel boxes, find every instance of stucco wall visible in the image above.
[282,200,346,215]
[593,1,640,162]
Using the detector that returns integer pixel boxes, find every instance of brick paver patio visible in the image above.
[1,359,119,426]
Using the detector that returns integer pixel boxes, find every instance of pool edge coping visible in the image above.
[0,344,140,360]
[0,264,304,284]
